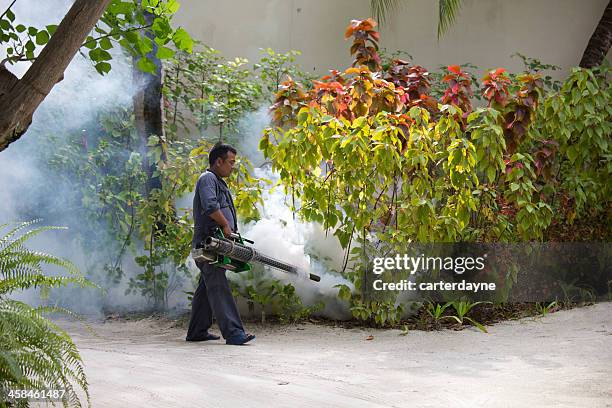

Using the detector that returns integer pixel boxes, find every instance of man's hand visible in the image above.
[209,209,232,238]
[222,224,232,238]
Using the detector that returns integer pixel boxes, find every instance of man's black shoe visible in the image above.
[186,333,221,342]
[225,333,255,345]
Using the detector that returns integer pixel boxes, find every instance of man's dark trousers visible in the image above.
[187,261,245,340]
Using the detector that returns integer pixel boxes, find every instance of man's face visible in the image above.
[215,151,236,178]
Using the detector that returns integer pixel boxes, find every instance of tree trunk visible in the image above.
[579,0,612,68]
[132,6,170,254]
[133,9,165,196]
[0,0,111,152]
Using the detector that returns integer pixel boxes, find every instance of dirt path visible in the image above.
[65,302,612,408]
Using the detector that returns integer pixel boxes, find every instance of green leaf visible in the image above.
[46,24,58,35]
[172,27,193,53]
[89,48,112,62]
[297,109,309,124]
[466,111,479,123]
[155,45,175,59]
[137,36,154,55]
[100,37,113,50]
[24,40,35,52]
[566,145,578,163]
[486,166,496,183]
[137,57,157,74]
[84,36,97,49]
[166,0,181,13]
[340,136,352,148]
[95,61,112,75]
[107,1,134,15]
[465,317,488,333]
[259,136,269,151]
[152,17,172,38]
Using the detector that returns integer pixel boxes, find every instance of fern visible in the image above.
[0,221,94,408]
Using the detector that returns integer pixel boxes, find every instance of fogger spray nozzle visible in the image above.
[204,236,321,281]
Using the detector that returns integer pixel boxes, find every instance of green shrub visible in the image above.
[262,19,611,321]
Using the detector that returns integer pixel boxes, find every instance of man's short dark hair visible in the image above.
[209,143,237,166]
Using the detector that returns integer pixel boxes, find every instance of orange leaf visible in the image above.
[344,25,355,39]
[448,65,461,74]
[363,18,377,29]
[345,19,362,38]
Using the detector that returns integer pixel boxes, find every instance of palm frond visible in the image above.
[438,0,463,38]
[370,0,402,25]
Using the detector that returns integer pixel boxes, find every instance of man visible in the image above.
[186,143,255,345]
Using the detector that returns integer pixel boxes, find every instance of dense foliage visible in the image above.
[261,18,611,324]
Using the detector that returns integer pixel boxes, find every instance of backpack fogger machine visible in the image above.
[192,228,321,282]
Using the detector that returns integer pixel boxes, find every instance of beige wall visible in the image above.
[174,0,610,79]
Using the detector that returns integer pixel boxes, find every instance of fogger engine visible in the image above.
[191,228,320,282]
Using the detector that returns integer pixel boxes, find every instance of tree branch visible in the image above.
[0,0,17,21]
[0,0,112,152]
[80,24,153,49]
[1,56,37,65]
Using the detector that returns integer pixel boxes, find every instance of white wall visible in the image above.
[174,0,611,79]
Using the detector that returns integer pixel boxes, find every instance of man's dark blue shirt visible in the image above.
[192,169,237,248]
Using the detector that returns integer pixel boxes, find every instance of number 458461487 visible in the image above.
[8,388,66,401]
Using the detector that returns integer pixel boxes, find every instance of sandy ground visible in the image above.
[63,302,612,408]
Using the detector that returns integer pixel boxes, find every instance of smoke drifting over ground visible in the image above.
[2,1,351,320]
[182,110,354,319]
[0,0,144,316]
[236,167,353,320]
